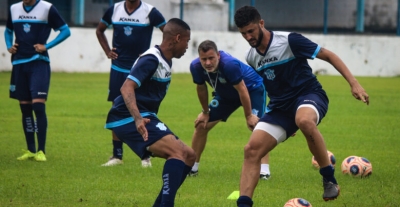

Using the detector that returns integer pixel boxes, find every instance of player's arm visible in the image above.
[316,47,369,105]
[4,10,18,54]
[34,24,70,52]
[233,80,258,131]
[194,83,211,128]
[121,79,150,140]
[96,21,117,60]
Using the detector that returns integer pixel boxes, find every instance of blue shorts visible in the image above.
[208,85,267,122]
[260,91,329,140]
[110,115,178,159]
[9,60,51,101]
[108,68,129,102]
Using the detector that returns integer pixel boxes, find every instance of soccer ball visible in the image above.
[311,150,336,169]
[284,198,312,207]
[340,155,358,174]
[341,156,372,177]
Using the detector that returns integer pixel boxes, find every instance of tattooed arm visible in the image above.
[120,79,150,141]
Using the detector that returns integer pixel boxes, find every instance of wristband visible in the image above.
[202,109,210,114]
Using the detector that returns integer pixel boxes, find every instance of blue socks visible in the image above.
[112,140,123,159]
[33,103,47,153]
[320,164,337,184]
[152,159,186,207]
[20,104,36,153]
[237,196,253,207]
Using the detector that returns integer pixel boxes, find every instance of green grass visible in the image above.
[0,72,399,207]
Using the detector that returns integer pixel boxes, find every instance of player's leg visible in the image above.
[30,61,51,161]
[149,135,196,207]
[190,119,219,175]
[295,93,339,201]
[11,64,37,160]
[103,69,129,166]
[249,85,272,180]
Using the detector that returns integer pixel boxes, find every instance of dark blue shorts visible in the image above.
[208,85,267,122]
[108,68,129,102]
[9,60,51,101]
[260,91,329,139]
[111,115,178,159]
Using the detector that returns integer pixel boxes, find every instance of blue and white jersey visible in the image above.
[6,0,68,65]
[105,46,172,128]
[101,1,166,73]
[245,31,324,110]
[190,50,263,101]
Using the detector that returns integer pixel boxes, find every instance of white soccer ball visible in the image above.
[284,198,312,207]
[311,150,336,169]
[341,156,372,177]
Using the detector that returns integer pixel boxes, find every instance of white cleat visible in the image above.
[141,157,152,168]
[101,157,123,166]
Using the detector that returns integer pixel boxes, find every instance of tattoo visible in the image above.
[309,135,315,144]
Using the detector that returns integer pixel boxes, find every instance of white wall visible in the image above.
[1,26,400,77]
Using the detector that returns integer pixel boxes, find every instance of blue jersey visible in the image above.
[106,46,172,128]
[101,1,166,72]
[245,31,325,110]
[190,50,263,101]
[6,0,67,65]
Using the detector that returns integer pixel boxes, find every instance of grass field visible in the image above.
[0,72,399,207]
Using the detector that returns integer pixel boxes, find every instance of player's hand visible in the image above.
[107,48,118,60]
[350,81,369,105]
[33,44,47,53]
[7,43,18,54]
[135,118,151,141]
[246,114,259,131]
[194,113,209,129]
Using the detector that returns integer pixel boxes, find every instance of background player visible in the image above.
[96,0,166,167]
[189,40,272,179]
[104,18,194,207]
[234,6,369,206]
[5,0,71,161]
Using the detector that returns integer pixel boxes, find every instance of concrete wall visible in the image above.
[1,26,399,77]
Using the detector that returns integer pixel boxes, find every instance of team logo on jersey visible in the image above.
[156,122,167,131]
[119,17,139,22]
[252,109,259,116]
[124,26,132,36]
[23,23,31,33]
[264,69,275,80]
[9,85,16,92]
[218,77,227,84]
[257,56,278,68]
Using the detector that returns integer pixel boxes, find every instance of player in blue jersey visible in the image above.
[4,0,70,162]
[233,6,370,206]
[105,18,194,207]
[96,0,166,167]
[188,40,273,180]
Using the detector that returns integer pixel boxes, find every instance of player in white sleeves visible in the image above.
[233,6,369,207]
[96,0,166,167]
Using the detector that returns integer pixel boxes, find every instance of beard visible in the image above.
[250,26,264,48]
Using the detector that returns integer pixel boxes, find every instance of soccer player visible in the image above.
[188,40,272,180]
[4,0,71,161]
[233,6,369,206]
[104,18,194,207]
[96,0,166,167]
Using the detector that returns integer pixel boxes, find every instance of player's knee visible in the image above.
[243,143,258,159]
[185,147,196,166]
[295,117,315,131]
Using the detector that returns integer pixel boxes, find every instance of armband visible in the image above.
[202,109,210,114]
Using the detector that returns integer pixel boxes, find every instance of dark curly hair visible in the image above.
[234,6,261,28]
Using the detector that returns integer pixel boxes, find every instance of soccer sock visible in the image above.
[112,140,123,159]
[33,103,47,153]
[153,163,191,207]
[192,162,199,171]
[237,195,253,207]
[260,164,270,175]
[319,164,337,184]
[20,104,36,153]
[152,159,185,207]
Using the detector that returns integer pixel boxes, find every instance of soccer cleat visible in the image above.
[259,173,271,180]
[187,170,198,177]
[141,157,152,168]
[34,150,47,162]
[17,150,36,161]
[101,157,123,166]
[322,178,340,201]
